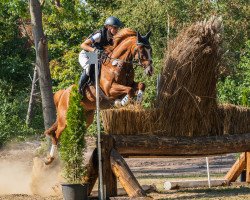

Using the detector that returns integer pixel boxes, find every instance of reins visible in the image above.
[100,44,152,69]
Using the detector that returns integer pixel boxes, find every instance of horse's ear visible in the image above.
[137,32,143,43]
[145,30,152,39]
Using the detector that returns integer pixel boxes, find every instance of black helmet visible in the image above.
[104,16,123,28]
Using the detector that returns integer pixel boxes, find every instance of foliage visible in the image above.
[59,86,87,183]
[0,0,34,87]
[0,0,37,145]
[0,80,34,146]
[218,40,250,106]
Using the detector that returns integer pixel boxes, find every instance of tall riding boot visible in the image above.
[78,70,89,94]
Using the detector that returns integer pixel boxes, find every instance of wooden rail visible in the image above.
[113,133,250,157]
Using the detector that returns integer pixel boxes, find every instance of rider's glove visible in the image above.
[94,48,104,55]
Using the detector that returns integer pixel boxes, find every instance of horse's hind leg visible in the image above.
[132,82,146,104]
[45,116,67,165]
[44,121,59,165]
[44,121,58,144]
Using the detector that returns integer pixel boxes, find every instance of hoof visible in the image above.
[44,156,54,165]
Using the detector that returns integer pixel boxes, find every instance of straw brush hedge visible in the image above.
[59,86,87,183]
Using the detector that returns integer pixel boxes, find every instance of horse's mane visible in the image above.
[105,28,136,52]
[113,28,137,48]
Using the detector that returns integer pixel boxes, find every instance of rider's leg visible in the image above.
[78,70,89,93]
[88,64,96,84]
[78,50,90,93]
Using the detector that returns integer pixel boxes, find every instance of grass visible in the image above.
[136,176,250,199]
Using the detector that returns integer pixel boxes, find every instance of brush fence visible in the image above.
[101,104,250,137]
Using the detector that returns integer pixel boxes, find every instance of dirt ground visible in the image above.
[1,137,250,200]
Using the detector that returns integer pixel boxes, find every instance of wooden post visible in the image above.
[246,152,250,182]
[225,152,246,182]
[101,135,117,198]
[84,148,98,196]
[110,149,146,197]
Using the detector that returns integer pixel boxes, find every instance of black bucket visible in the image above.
[61,183,88,200]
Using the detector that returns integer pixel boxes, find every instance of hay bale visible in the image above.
[219,104,250,134]
[156,16,224,136]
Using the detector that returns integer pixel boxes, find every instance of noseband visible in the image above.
[133,43,152,68]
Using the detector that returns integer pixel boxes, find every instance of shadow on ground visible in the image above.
[157,186,250,199]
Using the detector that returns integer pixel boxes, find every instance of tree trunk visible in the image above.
[29,0,56,129]
[112,133,250,157]
[26,66,38,126]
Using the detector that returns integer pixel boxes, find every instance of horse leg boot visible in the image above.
[44,121,58,165]
[109,83,135,107]
[121,87,135,106]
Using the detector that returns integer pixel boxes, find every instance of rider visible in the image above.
[78,16,123,93]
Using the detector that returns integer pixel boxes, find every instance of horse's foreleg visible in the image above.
[109,83,135,106]
[132,82,146,104]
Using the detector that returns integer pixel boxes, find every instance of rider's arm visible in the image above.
[80,32,101,52]
[80,39,95,52]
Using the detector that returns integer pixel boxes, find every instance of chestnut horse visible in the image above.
[44,28,153,164]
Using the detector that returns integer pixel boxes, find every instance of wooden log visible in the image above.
[84,148,98,196]
[110,149,146,197]
[112,133,250,156]
[101,135,117,198]
[225,153,246,182]
[164,179,229,190]
[246,152,250,183]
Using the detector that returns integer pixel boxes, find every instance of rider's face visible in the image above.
[108,26,119,35]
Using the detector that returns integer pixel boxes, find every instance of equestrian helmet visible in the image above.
[104,16,123,28]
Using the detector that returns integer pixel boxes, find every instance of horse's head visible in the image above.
[134,31,153,76]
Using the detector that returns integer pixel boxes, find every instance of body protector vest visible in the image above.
[88,27,113,50]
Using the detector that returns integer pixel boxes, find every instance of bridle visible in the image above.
[101,42,152,69]
[133,42,152,68]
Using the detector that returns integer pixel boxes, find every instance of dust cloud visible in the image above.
[0,160,31,194]
[0,149,61,197]
[30,157,62,197]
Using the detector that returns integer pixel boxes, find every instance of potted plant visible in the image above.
[59,86,88,200]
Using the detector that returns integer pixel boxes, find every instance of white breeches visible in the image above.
[79,50,90,75]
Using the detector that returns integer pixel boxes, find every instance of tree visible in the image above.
[29,0,56,129]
